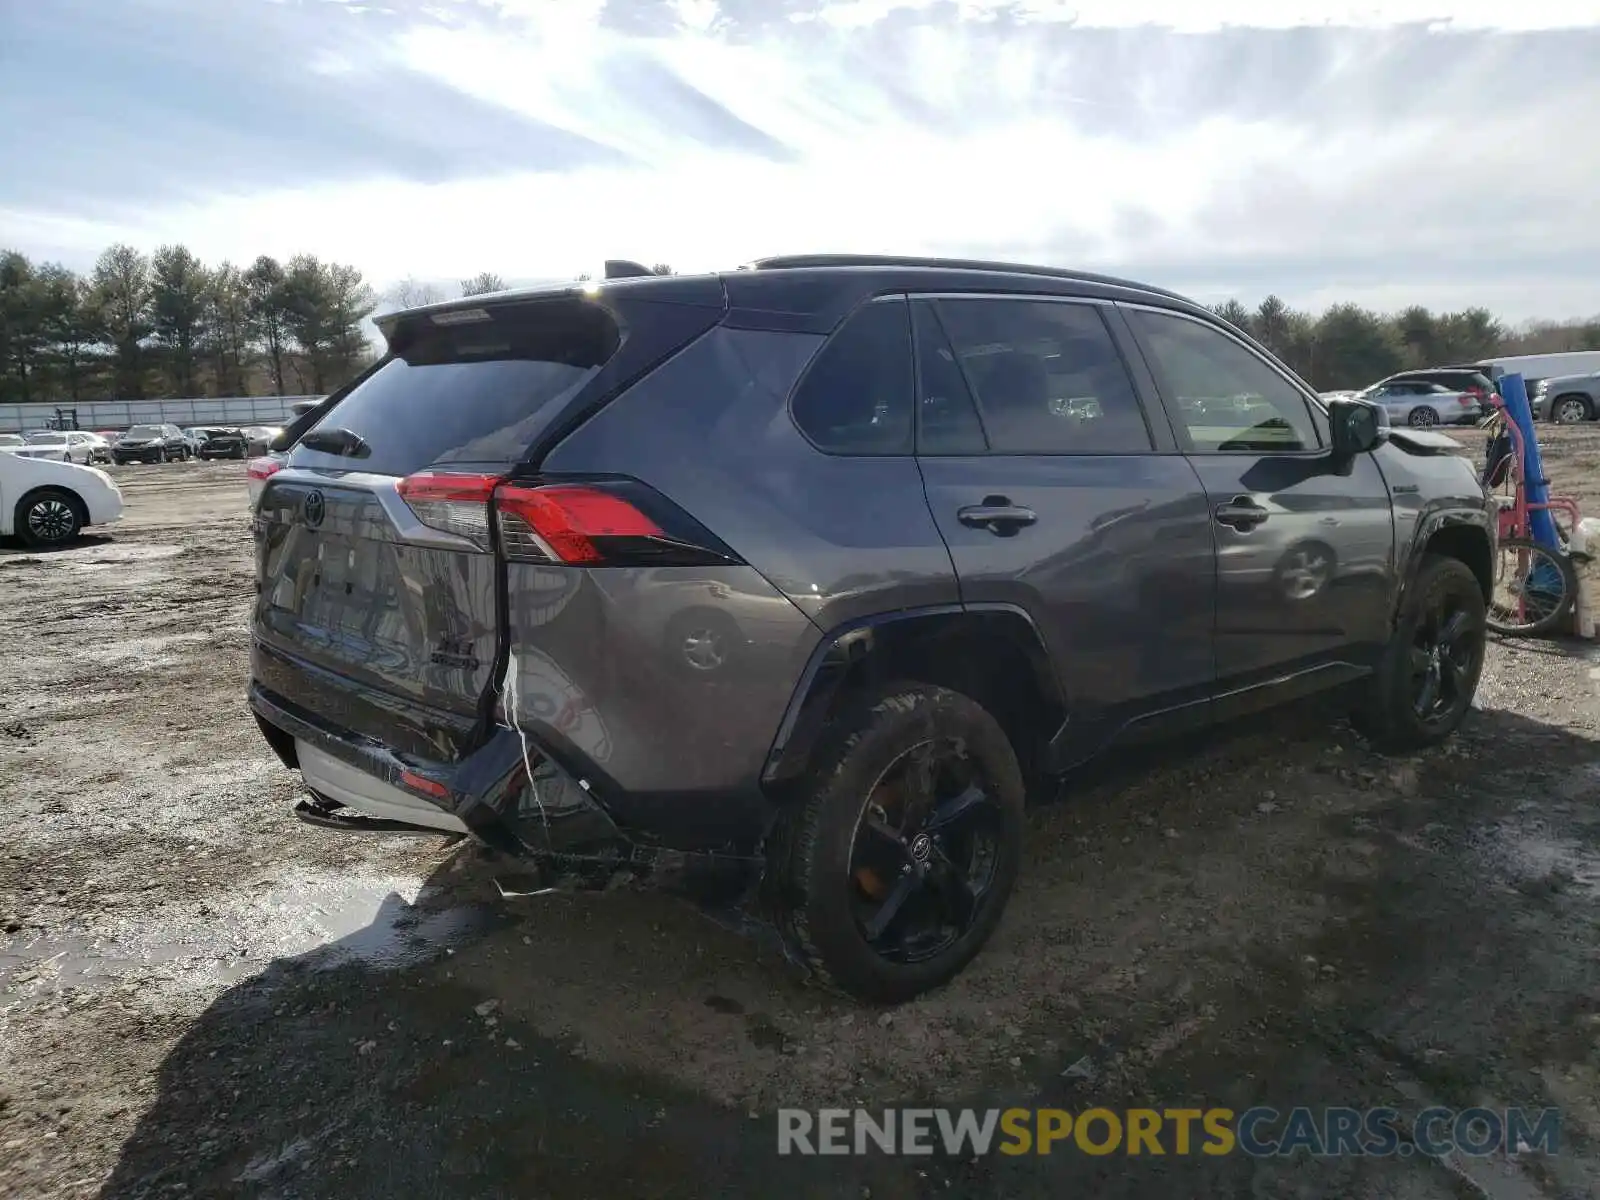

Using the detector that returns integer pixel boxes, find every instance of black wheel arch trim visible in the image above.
[761,602,1067,788]
[1395,504,1495,619]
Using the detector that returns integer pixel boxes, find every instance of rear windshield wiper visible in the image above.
[298,427,371,458]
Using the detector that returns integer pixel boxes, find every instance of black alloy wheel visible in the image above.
[847,738,1004,965]
[1408,599,1476,729]
[768,683,1025,1003]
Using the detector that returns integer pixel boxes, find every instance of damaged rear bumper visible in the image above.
[249,682,766,890]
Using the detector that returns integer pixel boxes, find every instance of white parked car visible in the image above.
[11,430,104,464]
[0,453,124,547]
[0,434,24,450]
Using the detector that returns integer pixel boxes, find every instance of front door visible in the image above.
[911,295,1218,761]
[1121,306,1396,711]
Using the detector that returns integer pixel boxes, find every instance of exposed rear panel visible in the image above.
[502,561,821,845]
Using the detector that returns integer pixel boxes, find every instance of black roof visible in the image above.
[380,254,1210,339]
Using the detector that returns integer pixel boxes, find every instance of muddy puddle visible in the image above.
[0,873,502,1002]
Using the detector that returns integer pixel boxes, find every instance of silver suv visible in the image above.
[248,255,1495,1003]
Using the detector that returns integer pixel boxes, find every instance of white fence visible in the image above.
[0,395,326,434]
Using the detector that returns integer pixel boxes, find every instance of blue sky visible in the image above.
[2,0,1597,320]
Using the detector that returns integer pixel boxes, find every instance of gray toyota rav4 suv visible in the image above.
[249,255,1494,1003]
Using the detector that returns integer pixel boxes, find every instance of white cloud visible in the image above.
[9,0,1600,319]
[805,0,1600,32]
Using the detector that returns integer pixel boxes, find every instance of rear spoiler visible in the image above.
[603,259,655,279]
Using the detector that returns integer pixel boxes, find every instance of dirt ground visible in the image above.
[3,432,1600,1199]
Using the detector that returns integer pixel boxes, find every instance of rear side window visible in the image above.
[934,298,1152,454]
[289,301,620,476]
[912,300,986,455]
[790,299,914,455]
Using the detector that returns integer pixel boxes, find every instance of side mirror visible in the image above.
[1328,397,1385,458]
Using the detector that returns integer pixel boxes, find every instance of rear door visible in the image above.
[912,294,1218,758]
[252,293,720,758]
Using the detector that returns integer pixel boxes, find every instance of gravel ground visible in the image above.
[2,436,1600,1199]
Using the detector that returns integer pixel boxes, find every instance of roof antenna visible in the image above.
[603,259,654,280]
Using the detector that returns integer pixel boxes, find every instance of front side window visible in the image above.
[1129,309,1321,453]
[791,299,914,456]
[933,299,1152,454]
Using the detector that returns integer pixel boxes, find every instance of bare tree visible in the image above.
[204,263,253,396]
[386,277,443,310]
[459,272,506,297]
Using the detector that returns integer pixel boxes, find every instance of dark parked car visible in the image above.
[112,423,189,464]
[248,255,1495,1003]
[195,426,250,459]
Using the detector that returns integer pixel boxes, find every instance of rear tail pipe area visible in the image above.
[294,794,466,840]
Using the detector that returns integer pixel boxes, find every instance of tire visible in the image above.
[1354,554,1487,753]
[1407,407,1439,428]
[16,488,86,549]
[1552,395,1592,425]
[766,683,1026,1004]
[1487,537,1578,637]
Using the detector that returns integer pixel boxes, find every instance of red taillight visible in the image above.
[495,484,664,564]
[397,471,499,546]
[399,770,450,801]
[1458,394,1474,406]
[247,456,282,481]
[396,472,736,565]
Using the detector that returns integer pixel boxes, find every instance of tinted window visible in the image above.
[791,299,914,455]
[1130,310,1320,453]
[288,300,620,477]
[912,301,986,455]
[935,299,1151,453]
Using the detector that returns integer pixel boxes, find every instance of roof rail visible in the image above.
[742,254,1188,301]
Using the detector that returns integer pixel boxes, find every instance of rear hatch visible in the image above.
[251,286,724,762]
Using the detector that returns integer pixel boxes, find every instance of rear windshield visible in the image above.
[288,300,621,477]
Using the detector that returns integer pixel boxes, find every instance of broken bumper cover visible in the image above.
[249,683,767,884]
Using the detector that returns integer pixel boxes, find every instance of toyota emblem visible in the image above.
[303,490,326,530]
